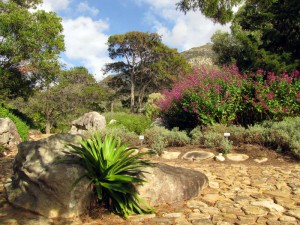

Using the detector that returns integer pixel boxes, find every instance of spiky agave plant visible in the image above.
[68,132,154,218]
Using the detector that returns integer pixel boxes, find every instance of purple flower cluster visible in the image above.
[157,65,300,128]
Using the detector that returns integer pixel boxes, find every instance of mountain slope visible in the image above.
[181,43,216,68]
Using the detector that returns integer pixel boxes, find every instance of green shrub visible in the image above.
[202,130,233,154]
[244,125,267,145]
[203,131,224,148]
[144,126,190,155]
[260,117,300,158]
[150,136,168,156]
[68,133,154,218]
[220,138,233,155]
[239,117,300,159]
[189,126,204,145]
[204,124,246,145]
[144,93,163,119]
[104,112,152,134]
[158,67,300,129]
[166,127,190,147]
[100,126,140,146]
[290,138,300,159]
[0,105,29,141]
[144,126,169,155]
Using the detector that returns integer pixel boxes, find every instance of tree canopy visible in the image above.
[211,0,300,73]
[104,31,191,113]
[0,0,65,100]
[13,67,109,133]
[176,0,242,24]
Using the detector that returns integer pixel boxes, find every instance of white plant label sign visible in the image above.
[139,135,144,140]
[224,133,230,137]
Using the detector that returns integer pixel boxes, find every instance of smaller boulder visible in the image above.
[137,163,208,206]
[0,118,21,150]
[69,112,106,136]
[109,119,117,125]
[215,153,225,162]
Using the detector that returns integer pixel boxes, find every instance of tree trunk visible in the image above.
[45,120,51,134]
[45,110,52,134]
[138,81,151,113]
[111,101,114,113]
[130,74,135,113]
[138,86,146,113]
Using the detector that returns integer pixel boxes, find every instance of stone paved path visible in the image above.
[1,159,300,224]
[124,162,300,225]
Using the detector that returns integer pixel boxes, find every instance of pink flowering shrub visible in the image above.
[239,69,300,125]
[158,66,300,129]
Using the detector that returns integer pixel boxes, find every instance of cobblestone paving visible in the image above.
[1,157,300,224]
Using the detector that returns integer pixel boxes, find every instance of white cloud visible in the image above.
[77,2,99,16]
[136,0,231,51]
[62,17,112,80]
[38,0,71,12]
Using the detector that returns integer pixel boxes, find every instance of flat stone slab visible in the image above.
[226,153,249,162]
[182,151,215,161]
[251,200,284,212]
[254,158,268,163]
[161,151,181,159]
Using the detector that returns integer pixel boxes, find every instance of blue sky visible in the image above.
[39,0,230,80]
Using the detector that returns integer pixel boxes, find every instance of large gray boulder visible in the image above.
[5,134,93,219]
[5,134,208,219]
[0,118,22,150]
[137,163,208,206]
[69,111,106,136]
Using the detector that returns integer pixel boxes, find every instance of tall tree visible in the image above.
[176,0,242,24]
[13,67,109,133]
[104,31,191,113]
[0,0,65,100]
[211,0,300,73]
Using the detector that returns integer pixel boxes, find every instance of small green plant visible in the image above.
[144,126,169,155]
[144,93,163,119]
[220,138,233,155]
[150,136,168,156]
[68,133,154,218]
[0,145,4,157]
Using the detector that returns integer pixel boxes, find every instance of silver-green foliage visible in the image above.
[68,133,154,218]
[198,117,300,158]
[100,126,140,146]
[144,126,190,155]
[204,124,246,145]
[203,131,233,154]
[261,117,300,158]
[189,126,204,145]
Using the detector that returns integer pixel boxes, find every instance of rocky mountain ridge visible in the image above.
[181,43,216,68]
